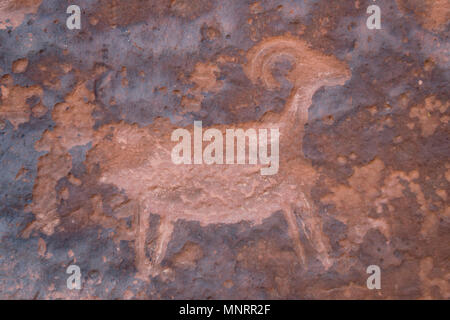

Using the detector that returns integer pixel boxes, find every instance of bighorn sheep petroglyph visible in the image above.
[87,36,351,277]
[25,36,350,279]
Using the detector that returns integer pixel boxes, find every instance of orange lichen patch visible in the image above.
[12,58,28,73]
[366,105,377,116]
[181,62,222,113]
[249,2,264,15]
[22,82,139,245]
[216,55,238,65]
[171,241,203,269]
[321,159,390,246]
[237,239,299,297]
[59,187,69,201]
[0,74,43,129]
[409,96,449,137]
[28,59,73,91]
[23,83,96,237]
[397,0,450,32]
[180,96,202,113]
[202,25,221,41]
[120,66,128,88]
[422,1,450,31]
[322,155,441,250]
[67,173,81,186]
[88,16,99,26]
[93,0,165,27]
[31,103,47,118]
[15,167,28,181]
[87,195,136,242]
[37,238,46,257]
[190,62,222,92]
[0,0,42,30]
[436,189,447,201]
[169,0,213,19]
[223,280,234,289]
[23,149,72,237]
[419,257,450,299]
[376,170,426,214]
[337,156,347,165]
[36,83,96,151]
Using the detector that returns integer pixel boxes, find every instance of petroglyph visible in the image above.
[2,0,448,300]
[25,36,350,278]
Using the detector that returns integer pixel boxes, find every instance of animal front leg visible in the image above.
[152,217,174,266]
[295,193,333,270]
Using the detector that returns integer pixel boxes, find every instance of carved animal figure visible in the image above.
[87,36,350,277]
[25,36,350,278]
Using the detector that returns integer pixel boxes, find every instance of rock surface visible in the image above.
[0,0,448,299]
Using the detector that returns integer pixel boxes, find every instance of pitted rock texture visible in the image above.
[0,0,448,299]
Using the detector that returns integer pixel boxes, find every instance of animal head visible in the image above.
[244,36,351,142]
[245,36,351,90]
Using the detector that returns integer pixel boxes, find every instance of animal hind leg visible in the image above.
[151,217,174,266]
[135,205,174,278]
[282,203,307,266]
[135,203,152,279]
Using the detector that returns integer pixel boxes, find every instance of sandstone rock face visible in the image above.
[0,0,448,299]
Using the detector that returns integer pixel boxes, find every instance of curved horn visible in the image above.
[244,36,309,90]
